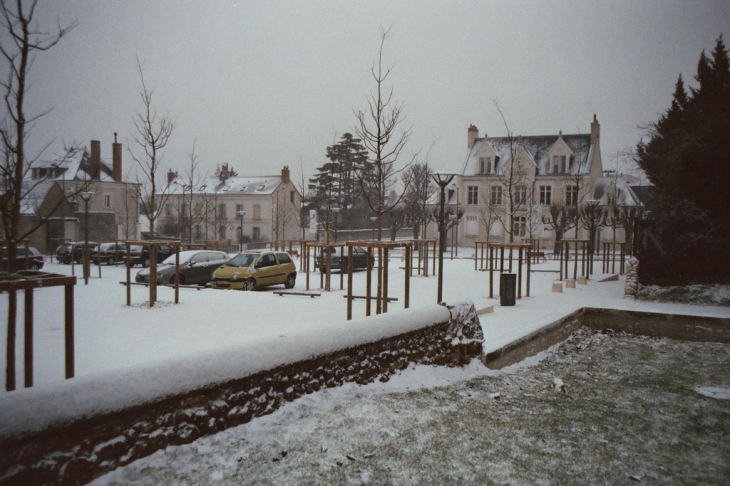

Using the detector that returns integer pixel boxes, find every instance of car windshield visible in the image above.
[225,253,257,267]
[160,253,193,265]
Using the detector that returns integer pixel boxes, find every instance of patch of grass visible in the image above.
[639,284,730,306]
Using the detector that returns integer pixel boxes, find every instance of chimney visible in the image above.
[590,114,600,144]
[91,140,101,180]
[468,125,478,149]
[112,132,122,182]
[167,169,176,184]
[281,165,290,184]
[219,163,229,181]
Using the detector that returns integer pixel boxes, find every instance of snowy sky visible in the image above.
[18,0,730,182]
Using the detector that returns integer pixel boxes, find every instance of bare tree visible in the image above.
[128,58,175,244]
[128,59,175,306]
[401,161,435,240]
[489,102,536,243]
[354,26,414,240]
[171,141,202,243]
[0,0,77,391]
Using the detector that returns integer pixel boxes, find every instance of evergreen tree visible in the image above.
[635,35,730,282]
[307,133,371,236]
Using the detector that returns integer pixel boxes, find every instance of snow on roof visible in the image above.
[592,175,644,207]
[166,175,283,196]
[19,180,55,215]
[32,146,114,181]
[461,133,594,176]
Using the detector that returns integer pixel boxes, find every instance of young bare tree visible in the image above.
[354,26,414,240]
[0,0,77,391]
[172,141,202,243]
[401,161,435,240]
[129,59,176,244]
[128,59,175,305]
[489,102,536,243]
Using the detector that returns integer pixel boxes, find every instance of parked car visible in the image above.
[128,244,174,267]
[92,243,127,265]
[1,246,45,270]
[55,243,95,264]
[135,250,229,286]
[314,245,374,272]
[211,251,297,291]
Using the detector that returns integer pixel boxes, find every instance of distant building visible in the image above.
[433,115,605,249]
[161,165,303,250]
[24,137,140,253]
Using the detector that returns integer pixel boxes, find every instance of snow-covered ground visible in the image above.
[1,250,728,483]
[90,330,730,485]
[2,251,726,389]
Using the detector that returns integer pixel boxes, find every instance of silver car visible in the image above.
[135,250,229,286]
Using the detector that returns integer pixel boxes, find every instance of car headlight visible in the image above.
[231,273,239,280]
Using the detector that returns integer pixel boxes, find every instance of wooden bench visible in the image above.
[118,281,207,290]
[345,295,398,302]
[273,290,321,298]
[527,251,546,263]
[289,249,299,258]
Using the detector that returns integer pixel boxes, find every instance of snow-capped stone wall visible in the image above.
[0,301,483,485]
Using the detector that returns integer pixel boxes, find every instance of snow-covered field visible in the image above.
[91,329,730,485]
[1,251,729,483]
[2,251,726,388]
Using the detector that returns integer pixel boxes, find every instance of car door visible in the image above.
[187,252,209,284]
[254,253,280,287]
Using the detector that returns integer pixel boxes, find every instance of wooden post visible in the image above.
[366,246,372,317]
[405,244,411,309]
[517,247,523,299]
[65,283,74,379]
[347,248,353,321]
[383,247,389,313]
[24,288,33,388]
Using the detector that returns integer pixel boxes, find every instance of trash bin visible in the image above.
[500,273,516,306]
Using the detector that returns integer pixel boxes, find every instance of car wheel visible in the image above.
[285,274,296,289]
[244,279,257,291]
[107,257,116,265]
[174,274,185,285]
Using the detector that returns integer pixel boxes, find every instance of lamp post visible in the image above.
[332,207,341,243]
[79,191,94,285]
[237,210,246,252]
[432,172,454,303]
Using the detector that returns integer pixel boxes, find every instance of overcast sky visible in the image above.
[19,0,730,185]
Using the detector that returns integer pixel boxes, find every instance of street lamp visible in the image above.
[432,172,454,303]
[332,207,341,243]
[237,210,246,252]
[79,191,94,285]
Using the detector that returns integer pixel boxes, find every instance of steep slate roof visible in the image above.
[19,180,56,215]
[591,174,644,207]
[167,175,283,196]
[32,146,114,182]
[461,133,594,176]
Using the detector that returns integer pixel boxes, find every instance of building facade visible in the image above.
[25,137,140,253]
[444,115,604,250]
[160,165,303,250]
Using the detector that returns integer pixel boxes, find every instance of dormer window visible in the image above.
[257,184,265,191]
[552,155,568,173]
[479,156,492,174]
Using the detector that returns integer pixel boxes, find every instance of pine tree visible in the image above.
[635,35,730,282]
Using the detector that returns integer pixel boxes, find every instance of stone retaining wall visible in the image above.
[0,302,483,486]
[484,307,730,369]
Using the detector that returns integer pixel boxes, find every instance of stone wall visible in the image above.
[0,302,483,486]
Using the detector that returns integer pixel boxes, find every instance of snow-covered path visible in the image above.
[1,253,727,388]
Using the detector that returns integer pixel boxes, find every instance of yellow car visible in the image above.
[211,251,297,291]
